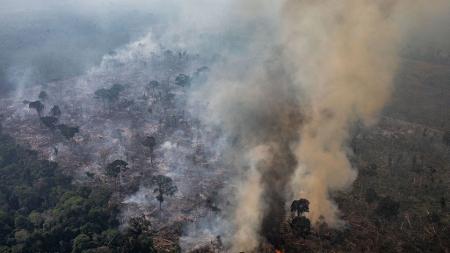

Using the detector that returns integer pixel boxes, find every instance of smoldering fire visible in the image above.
[188,0,450,252]
[1,0,449,252]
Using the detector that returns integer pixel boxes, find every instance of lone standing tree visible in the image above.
[290,199,311,238]
[147,175,177,210]
[146,80,160,97]
[38,91,48,101]
[94,83,125,110]
[142,136,156,165]
[105,160,129,195]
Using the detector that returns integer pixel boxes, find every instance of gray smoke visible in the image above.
[2,1,450,252]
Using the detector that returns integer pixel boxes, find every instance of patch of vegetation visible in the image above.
[143,175,177,211]
[0,131,155,252]
[174,74,190,87]
[94,84,125,106]
[290,199,311,238]
[38,91,48,101]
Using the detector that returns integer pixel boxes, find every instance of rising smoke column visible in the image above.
[190,0,401,250]
[284,0,399,226]
[199,56,303,252]
[226,0,402,249]
[284,0,450,227]
[185,0,450,251]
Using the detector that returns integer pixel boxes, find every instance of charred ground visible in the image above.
[0,46,449,253]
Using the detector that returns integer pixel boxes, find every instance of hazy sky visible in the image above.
[1,0,449,95]
[0,0,160,94]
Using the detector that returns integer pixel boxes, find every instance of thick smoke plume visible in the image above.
[188,0,450,251]
[2,0,449,252]
[285,0,399,226]
[286,0,450,227]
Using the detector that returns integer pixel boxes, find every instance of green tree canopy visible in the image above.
[145,175,177,210]
[0,133,155,252]
[105,160,129,178]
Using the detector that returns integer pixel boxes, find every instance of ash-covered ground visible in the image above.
[1,2,450,252]
[0,36,234,251]
[1,35,449,252]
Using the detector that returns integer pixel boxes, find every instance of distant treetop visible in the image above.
[38,91,48,101]
[175,74,191,87]
[94,84,125,104]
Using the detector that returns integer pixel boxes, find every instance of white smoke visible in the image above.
[3,0,450,252]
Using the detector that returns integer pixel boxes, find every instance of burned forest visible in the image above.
[0,1,449,253]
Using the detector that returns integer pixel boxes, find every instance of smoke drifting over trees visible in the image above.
[1,0,450,252]
[187,0,450,251]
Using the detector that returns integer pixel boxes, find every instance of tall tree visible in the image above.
[146,80,160,97]
[105,160,128,178]
[94,84,125,108]
[105,160,129,195]
[145,175,177,210]
[290,199,311,238]
[38,91,48,101]
[142,136,156,165]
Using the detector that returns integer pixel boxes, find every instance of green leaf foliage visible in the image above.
[0,133,155,252]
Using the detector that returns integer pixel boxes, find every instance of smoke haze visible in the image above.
[285,0,399,225]
[187,0,450,251]
[2,0,450,252]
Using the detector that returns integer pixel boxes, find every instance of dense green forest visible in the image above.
[0,127,155,253]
